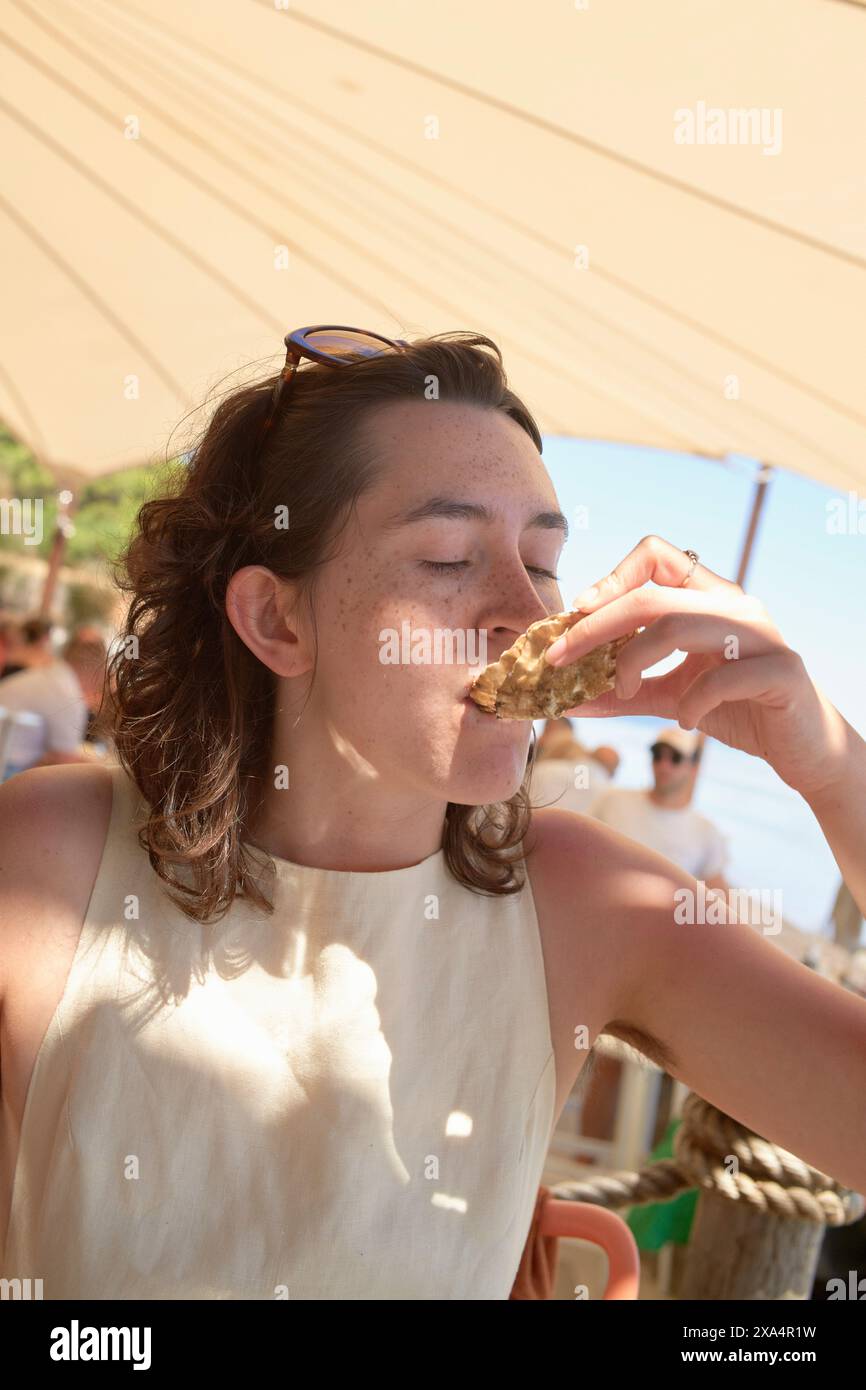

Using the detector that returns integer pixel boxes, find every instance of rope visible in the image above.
[551,1092,864,1227]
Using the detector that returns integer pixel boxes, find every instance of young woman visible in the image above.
[1,329,864,1300]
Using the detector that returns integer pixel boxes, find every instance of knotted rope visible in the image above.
[551,1092,864,1226]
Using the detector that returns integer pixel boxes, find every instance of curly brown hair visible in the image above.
[109,330,544,924]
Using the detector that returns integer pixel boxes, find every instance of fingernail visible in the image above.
[545,637,567,665]
[571,586,598,609]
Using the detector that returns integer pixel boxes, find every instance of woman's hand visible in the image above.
[543,534,852,805]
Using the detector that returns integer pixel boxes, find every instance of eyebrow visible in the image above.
[383,495,569,542]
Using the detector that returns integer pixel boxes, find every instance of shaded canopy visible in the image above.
[2,0,865,492]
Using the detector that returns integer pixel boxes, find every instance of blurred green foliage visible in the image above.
[0,422,180,569]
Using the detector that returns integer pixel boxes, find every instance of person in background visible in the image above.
[590,726,729,890]
[0,615,55,678]
[0,631,109,778]
[0,616,20,676]
[529,716,620,817]
[69,623,115,744]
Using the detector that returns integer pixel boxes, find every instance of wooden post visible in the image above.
[678,1189,824,1299]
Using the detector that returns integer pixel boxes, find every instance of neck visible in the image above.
[648,784,693,810]
[244,706,448,873]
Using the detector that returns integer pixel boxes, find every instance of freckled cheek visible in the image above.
[321,562,474,691]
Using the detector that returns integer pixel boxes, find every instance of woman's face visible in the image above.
[299,399,567,808]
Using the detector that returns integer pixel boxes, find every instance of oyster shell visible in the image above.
[468,609,637,720]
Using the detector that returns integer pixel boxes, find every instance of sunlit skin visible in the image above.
[221,424,866,1188]
[3,402,866,1212]
[226,400,567,871]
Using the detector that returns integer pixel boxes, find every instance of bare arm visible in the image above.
[801,707,866,921]
[536,536,866,1186]
[587,818,866,1193]
[0,764,113,1077]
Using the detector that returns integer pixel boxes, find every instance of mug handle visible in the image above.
[539,1197,641,1300]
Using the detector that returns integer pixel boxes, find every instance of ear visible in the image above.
[225,566,314,678]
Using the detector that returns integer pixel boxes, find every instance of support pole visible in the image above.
[734,463,775,588]
[38,489,76,617]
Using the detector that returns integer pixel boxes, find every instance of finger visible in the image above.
[562,667,691,720]
[546,587,763,667]
[571,534,743,611]
[677,651,804,728]
[614,611,787,699]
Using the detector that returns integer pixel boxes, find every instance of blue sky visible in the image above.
[537,438,866,935]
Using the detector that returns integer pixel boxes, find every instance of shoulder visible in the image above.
[526,802,686,898]
[0,761,113,850]
[0,764,114,1004]
[524,802,689,958]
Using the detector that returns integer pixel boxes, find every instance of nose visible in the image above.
[481,565,560,658]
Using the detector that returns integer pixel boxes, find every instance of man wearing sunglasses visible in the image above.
[590,726,728,892]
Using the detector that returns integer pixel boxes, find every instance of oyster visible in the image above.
[468,609,637,720]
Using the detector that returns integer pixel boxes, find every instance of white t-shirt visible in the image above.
[529,755,612,818]
[0,660,88,771]
[590,786,727,881]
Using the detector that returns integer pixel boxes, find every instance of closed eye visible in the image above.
[420,560,560,580]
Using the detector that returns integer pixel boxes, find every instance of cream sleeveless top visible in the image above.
[2,761,557,1300]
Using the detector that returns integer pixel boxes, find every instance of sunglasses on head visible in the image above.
[258,325,410,438]
[650,742,698,765]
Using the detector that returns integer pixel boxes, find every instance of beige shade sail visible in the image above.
[1,0,865,492]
